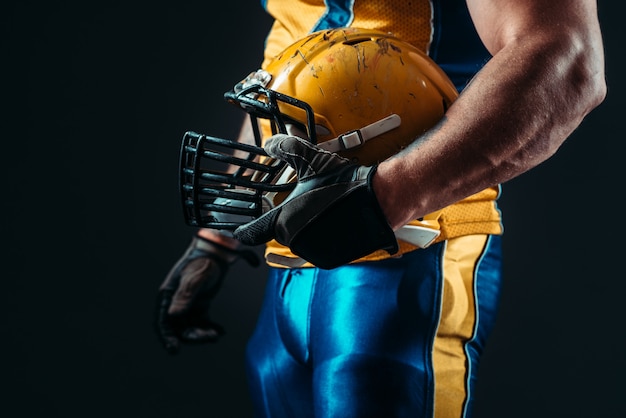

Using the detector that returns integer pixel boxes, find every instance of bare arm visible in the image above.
[374,0,606,229]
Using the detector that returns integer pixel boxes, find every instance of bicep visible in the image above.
[466,0,602,54]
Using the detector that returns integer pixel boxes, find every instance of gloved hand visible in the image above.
[234,134,398,269]
[155,235,259,354]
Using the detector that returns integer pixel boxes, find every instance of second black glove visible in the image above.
[155,236,259,354]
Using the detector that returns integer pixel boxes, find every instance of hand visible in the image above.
[234,134,398,269]
[155,235,259,354]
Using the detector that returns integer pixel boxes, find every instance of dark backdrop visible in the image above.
[2,1,624,417]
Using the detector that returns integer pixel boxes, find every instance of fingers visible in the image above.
[155,240,236,354]
[264,134,349,179]
[155,290,181,354]
[155,289,224,354]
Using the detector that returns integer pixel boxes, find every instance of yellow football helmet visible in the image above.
[180,28,458,229]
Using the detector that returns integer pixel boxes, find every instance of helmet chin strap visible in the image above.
[316,114,401,153]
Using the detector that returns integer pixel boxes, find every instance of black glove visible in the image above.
[233,134,398,269]
[155,235,259,354]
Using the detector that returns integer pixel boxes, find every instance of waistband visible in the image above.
[264,186,503,268]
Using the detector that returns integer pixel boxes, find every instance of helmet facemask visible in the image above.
[179,71,317,231]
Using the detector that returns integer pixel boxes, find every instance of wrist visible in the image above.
[197,228,240,249]
[195,228,260,267]
[373,160,415,230]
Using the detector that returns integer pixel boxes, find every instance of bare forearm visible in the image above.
[375,20,606,230]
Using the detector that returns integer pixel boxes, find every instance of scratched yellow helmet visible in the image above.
[180,28,458,229]
[233,27,458,164]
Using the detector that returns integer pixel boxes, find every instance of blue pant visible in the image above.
[246,235,502,418]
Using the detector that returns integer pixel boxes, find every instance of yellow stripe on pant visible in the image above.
[433,234,488,417]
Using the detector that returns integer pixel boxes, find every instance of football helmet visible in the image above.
[180,27,458,231]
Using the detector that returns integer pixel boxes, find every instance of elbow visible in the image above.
[587,69,607,112]
[570,32,607,116]
[579,56,607,114]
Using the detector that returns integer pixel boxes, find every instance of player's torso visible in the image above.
[259,0,502,267]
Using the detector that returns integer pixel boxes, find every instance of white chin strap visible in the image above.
[394,223,440,248]
[316,114,401,153]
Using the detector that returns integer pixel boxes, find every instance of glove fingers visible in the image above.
[155,237,241,354]
[155,290,181,354]
[233,205,281,245]
[155,291,223,352]
[264,134,349,179]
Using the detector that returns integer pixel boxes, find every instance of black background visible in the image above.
[2,1,624,417]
